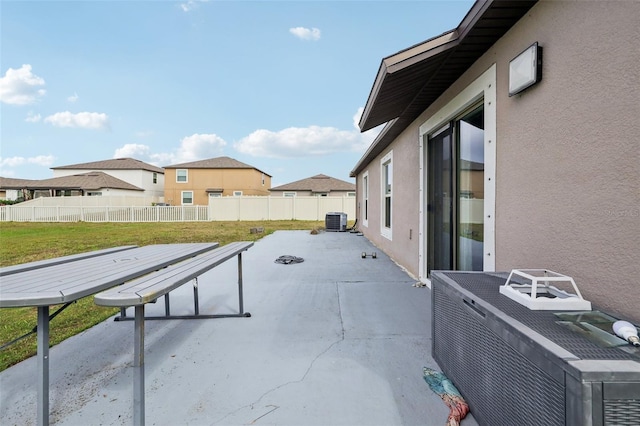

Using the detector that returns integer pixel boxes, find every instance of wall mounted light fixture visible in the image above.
[509,42,543,96]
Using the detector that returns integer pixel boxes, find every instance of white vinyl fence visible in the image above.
[0,205,209,222]
[0,196,355,223]
[208,196,355,221]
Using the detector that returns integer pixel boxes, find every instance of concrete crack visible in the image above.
[210,282,345,425]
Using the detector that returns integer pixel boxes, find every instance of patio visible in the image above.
[0,230,478,425]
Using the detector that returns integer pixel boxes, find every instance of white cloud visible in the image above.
[25,112,42,123]
[289,27,321,41]
[44,111,110,130]
[0,64,46,105]
[0,155,55,168]
[180,0,208,12]
[115,133,226,166]
[67,92,79,103]
[0,155,55,178]
[233,107,380,159]
[172,133,226,162]
[114,144,151,158]
[353,107,365,131]
[234,125,370,159]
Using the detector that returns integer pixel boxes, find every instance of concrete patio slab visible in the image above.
[0,230,479,426]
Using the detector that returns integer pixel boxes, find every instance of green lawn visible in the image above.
[0,221,323,371]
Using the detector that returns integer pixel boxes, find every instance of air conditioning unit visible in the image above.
[325,212,347,232]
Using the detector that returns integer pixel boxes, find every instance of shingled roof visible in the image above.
[0,172,143,191]
[0,177,40,189]
[51,158,164,174]
[164,156,271,176]
[270,174,355,193]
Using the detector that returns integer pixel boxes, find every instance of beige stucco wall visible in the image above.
[357,131,422,277]
[356,0,639,322]
[164,168,271,205]
[492,0,639,322]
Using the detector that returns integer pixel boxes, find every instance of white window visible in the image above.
[316,192,328,197]
[209,193,222,198]
[87,192,102,196]
[362,171,369,227]
[381,151,393,240]
[153,172,157,184]
[233,191,243,196]
[283,192,297,197]
[181,191,193,205]
[176,169,187,183]
[262,173,265,186]
[347,192,356,197]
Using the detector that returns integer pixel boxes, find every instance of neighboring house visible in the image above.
[351,0,639,323]
[269,174,355,197]
[0,178,40,201]
[52,158,164,198]
[0,172,144,200]
[163,156,271,205]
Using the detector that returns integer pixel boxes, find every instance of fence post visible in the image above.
[292,197,295,220]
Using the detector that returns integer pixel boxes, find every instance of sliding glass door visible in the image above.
[427,104,484,275]
[427,124,453,273]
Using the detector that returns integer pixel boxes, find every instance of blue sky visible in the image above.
[1,0,473,186]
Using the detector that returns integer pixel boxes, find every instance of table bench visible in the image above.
[0,243,219,426]
[94,241,253,425]
[0,245,137,277]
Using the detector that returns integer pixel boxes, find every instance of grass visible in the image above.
[0,221,323,371]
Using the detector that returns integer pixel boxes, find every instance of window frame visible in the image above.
[362,170,369,227]
[181,191,194,205]
[176,169,188,183]
[380,151,393,240]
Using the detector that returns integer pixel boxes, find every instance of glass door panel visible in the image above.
[457,107,484,271]
[427,125,453,274]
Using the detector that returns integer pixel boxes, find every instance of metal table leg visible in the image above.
[237,253,244,314]
[134,305,145,426]
[37,306,50,426]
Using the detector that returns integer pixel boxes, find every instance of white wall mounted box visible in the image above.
[500,269,592,311]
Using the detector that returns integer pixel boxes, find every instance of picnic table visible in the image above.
[0,243,219,426]
[95,241,253,425]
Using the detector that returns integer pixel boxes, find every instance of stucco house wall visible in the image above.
[164,168,271,206]
[354,0,639,323]
[357,129,421,274]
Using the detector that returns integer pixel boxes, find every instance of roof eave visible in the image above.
[358,30,460,132]
[352,0,538,177]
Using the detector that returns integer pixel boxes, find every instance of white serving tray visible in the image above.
[500,269,592,311]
